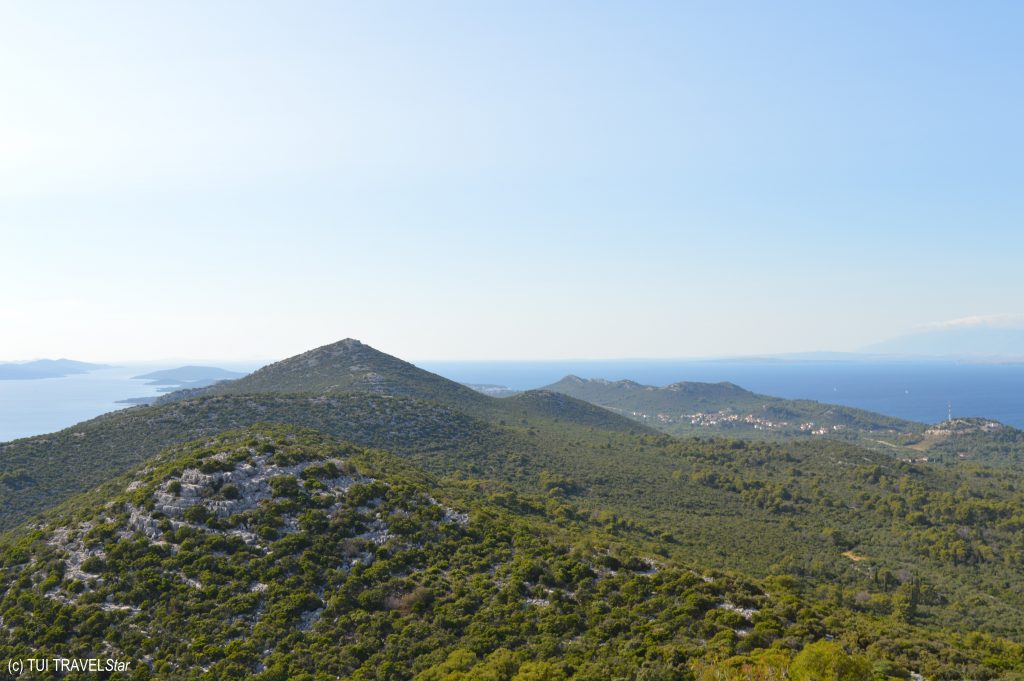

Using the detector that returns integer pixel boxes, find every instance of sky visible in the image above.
[2,1,1022,362]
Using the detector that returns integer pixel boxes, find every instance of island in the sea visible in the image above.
[0,358,109,380]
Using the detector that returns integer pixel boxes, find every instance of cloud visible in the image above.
[925,314,1024,331]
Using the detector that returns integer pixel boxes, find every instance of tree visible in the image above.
[789,641,872,681]
[891,582,920,623]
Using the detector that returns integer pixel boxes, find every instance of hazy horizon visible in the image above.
[5,348,1024,370]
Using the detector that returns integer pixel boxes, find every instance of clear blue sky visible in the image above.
[2,2,1022,361]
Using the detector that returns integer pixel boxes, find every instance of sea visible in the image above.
[0,359,1021,442]
[0,363,259,443]
[419,359,1024,429]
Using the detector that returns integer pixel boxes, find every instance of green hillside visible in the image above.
[4,395,1024,639]
[2,426,1022,680]
[545,376,923,444]
[901,417,1024,465]
[499,389,657,434]
[0,344,644,533]
[0,393,507,533]
[5,341,1024,677]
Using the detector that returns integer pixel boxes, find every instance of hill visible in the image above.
[6,370,1024,642]
[0,386,646,536]
[6,340,1024,672]
[902,417,1024,464]
[152,339,648,433]
[545,375,923,444]
[2,425,1020,680]
[500,389,656,433]
[0,393,505,533]
[0,343,645,533]
[185,339,490,411]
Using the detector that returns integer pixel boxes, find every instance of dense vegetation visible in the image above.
[0,342,642,533]
[5,340,1024,677]
[3,427,1024,680]
[0,393,505,533]
[166,340,646,433]
[904,418,1024,466]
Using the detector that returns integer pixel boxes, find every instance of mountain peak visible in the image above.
[285,338,371,362]
[197,339,488,410]
[320,337,365,351]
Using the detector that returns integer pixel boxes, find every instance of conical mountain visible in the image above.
[203,338,488,410]
[193,339,647,431]
[1,341,651,532]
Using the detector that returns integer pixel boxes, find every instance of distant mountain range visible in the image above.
[863,318,1024,360]
[0,358,109,380]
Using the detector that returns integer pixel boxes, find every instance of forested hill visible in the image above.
[6,340,1024,677]
[0,341,643,533]
[0,393,503,533]
[153,340,645,434]
[2,425,1021,680]
[545,375,923,441]
[905,417,1024,465]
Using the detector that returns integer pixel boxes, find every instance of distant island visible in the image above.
[116,365,246,405]
[132,365,246,387]
[0,359,109,380]
[463,382,521,397]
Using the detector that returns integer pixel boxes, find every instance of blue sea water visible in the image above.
[0,363,260,443]
[1,359,1022,443]
[419,359,1024,429]
[0,365,163,442]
